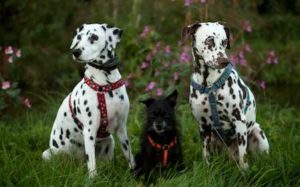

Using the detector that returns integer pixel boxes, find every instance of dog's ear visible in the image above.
[140,98,155,107]
[218,21,230,49]
[181,22,201,46]
[165,89,178,107]
[102,24,123,50]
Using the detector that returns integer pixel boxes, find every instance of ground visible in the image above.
[0,95,299,186]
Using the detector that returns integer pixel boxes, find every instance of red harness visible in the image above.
[69,76,125,138]
[147,135,177,167]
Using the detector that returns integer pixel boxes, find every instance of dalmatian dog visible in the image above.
[181,22,269,169]
[42,23,135,177]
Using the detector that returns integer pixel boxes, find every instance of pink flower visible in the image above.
[243,43,252,53]
[7,56,13,63]
[180,46,191,63]
[173,72,179,81]
[5,46,13,55]
[200,0,206,4]
[258,80,266,90]
[141,62,150,70]
[145,82,156,92]
[243,20,252,33]
[140,26,151,38]
[15,49,21,57]
[2,81,11,90]
[238,51,247,66]
[156,88,163,96]
[22,97,32,108]
[164,45,171,54]
[184,0,192,6]
[266,50,278,64]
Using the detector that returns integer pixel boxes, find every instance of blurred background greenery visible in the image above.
[1,0,300,117]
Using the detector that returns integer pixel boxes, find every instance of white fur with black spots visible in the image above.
[42,23,135,178]
[182,22,269,170]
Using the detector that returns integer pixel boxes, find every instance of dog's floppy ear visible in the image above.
[165,89,178,107]
[218,21,230,49]
[181,22,201,46]
[102,24,123,50]
[140,98,155,107]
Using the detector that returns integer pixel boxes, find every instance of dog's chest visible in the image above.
[189,73,244,130]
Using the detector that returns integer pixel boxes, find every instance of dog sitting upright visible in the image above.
[42,23,135,177]
[134,90,185,180]
[181,22,269,169]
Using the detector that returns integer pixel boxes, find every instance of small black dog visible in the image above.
[134,90,185,180]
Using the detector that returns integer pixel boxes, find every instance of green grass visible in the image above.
[0,95,299,186]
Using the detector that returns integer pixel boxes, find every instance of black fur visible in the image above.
[134,90,185,181]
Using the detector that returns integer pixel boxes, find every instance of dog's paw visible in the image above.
[240,162,249,170]
[88,170,98,178]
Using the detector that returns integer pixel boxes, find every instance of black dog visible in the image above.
[134,90,185,180]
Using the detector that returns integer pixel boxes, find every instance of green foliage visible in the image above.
[0,97,299,186]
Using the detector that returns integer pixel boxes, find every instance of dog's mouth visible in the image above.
[151,121,169,134]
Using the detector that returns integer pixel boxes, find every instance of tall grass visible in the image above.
[0,96,299,186]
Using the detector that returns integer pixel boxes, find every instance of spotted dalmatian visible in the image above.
[42,23,135,177]
[181,22,269,169]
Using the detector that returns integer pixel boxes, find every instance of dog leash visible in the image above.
[147,135,177,167]
[69,76,125,138]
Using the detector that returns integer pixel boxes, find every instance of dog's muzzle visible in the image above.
[217,57,230,69]
[72,48,82,58]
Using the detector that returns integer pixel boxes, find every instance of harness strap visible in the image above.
[147,135,177,167]
[69,77,125,138]
[191,64,233,133]
[191,63,253,138]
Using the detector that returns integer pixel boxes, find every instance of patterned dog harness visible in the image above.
[147,135,177,167]
[190,63,251,136]
[69,76,125,138]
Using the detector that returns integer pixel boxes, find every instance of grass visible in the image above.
[0,95,299,186]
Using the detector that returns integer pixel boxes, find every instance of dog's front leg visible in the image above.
[83,126,97,178]
[234,120,248,170]
[200,124,212,165]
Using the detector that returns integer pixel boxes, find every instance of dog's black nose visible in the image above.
[72,49,82,58]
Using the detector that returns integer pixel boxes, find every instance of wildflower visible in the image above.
[258,80,266,90]
[7,56,13,63]
[266,50,278,64]
[200,0,206,4]
[180,46,191,63]
[22,97,32,108]
[173,72,179,81]
[164,45,171,54]
[156,88,163,96]
[15,49,21,57]
[243,20,252,33]
[140,26,151,38]
[145,82,156,92]
[2,81,11,90]
[238,51,247,66]
[141,62,150,70]
[5,46,13,55]
[243,43,252,53]
[184,0,192,6]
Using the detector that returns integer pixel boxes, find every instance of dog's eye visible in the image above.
[205,37,214,45]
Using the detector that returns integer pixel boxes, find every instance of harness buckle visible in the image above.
[162,144,170,150]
